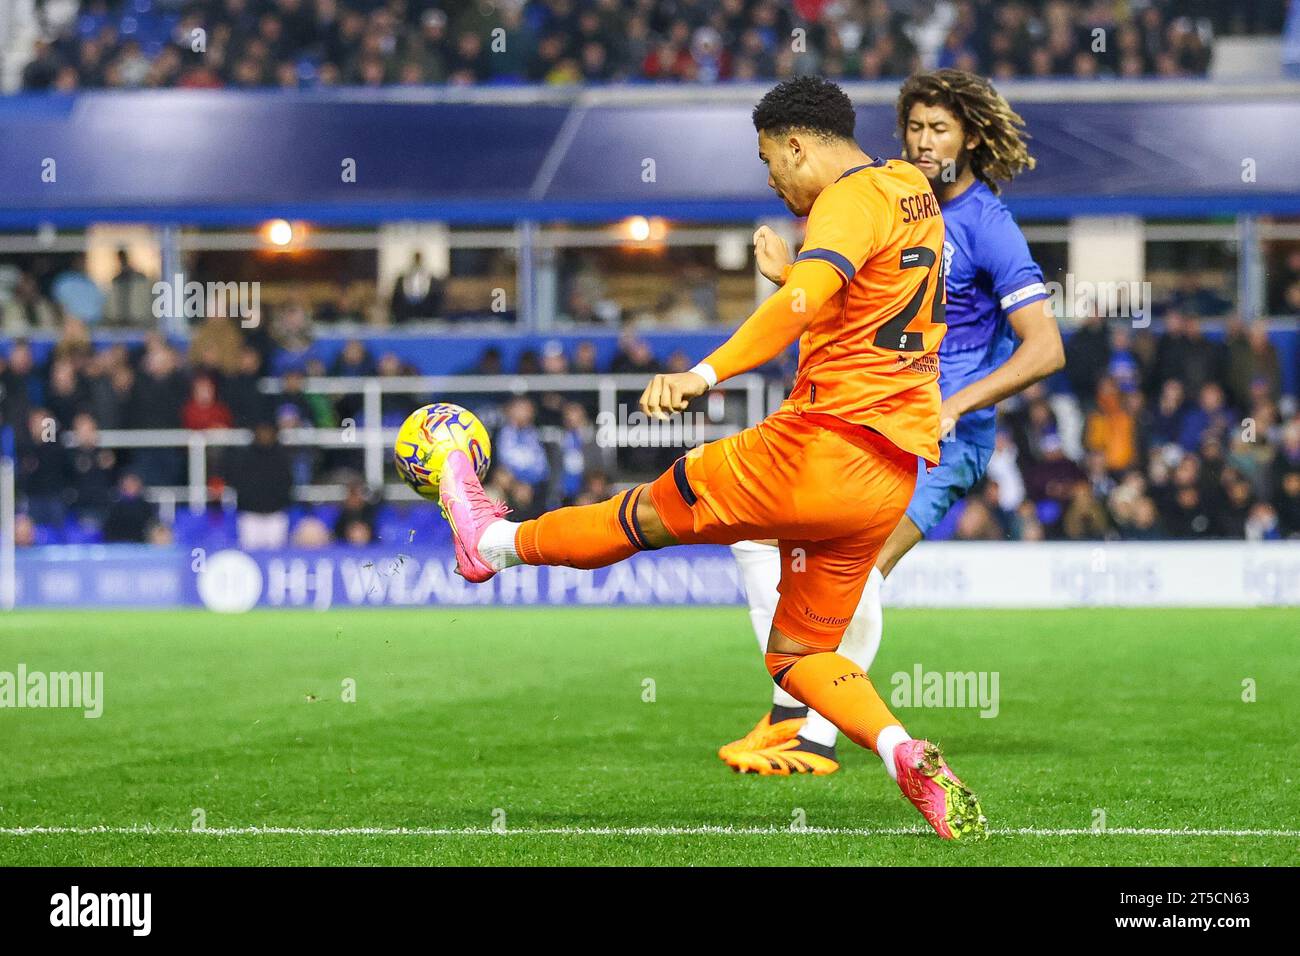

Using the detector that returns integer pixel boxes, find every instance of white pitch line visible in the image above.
[1,825,1297,838]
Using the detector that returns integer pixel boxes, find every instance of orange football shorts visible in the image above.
[648,406,917,650]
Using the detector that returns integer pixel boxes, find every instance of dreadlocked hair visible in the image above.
[896,69,1035,193]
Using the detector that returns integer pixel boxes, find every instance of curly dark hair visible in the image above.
[752,76,856,142]
[896,69,1034,193]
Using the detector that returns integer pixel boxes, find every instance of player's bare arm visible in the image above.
[937,298,1064,437]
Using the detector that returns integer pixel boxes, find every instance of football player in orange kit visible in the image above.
[436,76,986,840]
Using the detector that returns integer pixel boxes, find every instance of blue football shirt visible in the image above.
[936,180,1049,446]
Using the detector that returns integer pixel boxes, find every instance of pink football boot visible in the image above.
[437,449,510,583]
[893,739,987,840]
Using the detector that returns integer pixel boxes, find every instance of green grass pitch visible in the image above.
[0,606,1296,866]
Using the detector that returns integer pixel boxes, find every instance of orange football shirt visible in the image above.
[784,157,947,464]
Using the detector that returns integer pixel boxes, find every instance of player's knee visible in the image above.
[634,490,677,548]
[764,651,804,686]
[764,627,814,685]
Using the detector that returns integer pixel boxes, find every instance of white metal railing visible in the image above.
[79,372,773,514]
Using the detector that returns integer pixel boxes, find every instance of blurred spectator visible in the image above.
[21,0,1219,91]
[291,515,333,548]
[495,396,550,491]
[610,333,657,374]
[1163,481,1216,539]
[559,401,593,503]
[18,407,70,526]
[572,341,599,374]
[50,255,105,325]
[1177,382,1234,452]
[333,480,377,544]
[53,317,94,366]
[1276,469,1300,538]
[1179,317,1227,396]
[102,472,153,542]
[1225,319,1282,408]
[45,358,87,430]
[68,412,116,523]
[0,342,38,429]
[563,263,619,326]
[331,339,376,377]
[1219,469,1256,538]
[1105,327,1142,394]
[85,353,134,430]
[376,352,421,424]
[573,469,614,506]
[954,498,1005,541]
[391,252,444,324]
[270,302,314,368]
[1150,379,1187,447]
[985,430,1026,513]
[472,346,504,376]
[14,513,38,548]
[278,368,335,427]
[1084,378,1137,474]
[228,421,295,549]
[2,273,59,334]
[181,374,234,430]
[1061,481,1112,540]
[1010,500,1045,541]
[190,316,246,376]
[1124,494,1165,540]
[1023,433,1086,522]
[128,344,187,485]
[103,248,154,326]
[1167,272,1232,318]
[224,346,270,427]
[340,518,375,546]
[517,349,541,374]
[148,521,175,546]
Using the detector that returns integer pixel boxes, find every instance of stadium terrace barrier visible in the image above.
[85,372,773,512]
[10,541,1300,610]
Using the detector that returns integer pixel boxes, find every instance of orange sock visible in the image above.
[765,651,901,753]
[515,486,655,568]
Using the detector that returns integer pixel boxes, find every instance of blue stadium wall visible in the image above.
[2,88,1299,226]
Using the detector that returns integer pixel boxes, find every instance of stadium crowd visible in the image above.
[2,298,1299,549]
[16,0,1246,93]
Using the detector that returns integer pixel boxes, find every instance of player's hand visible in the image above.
[939,398,962,441]
[753,226,791,285]
[640,371,709,421]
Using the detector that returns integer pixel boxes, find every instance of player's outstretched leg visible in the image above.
[766,639,986,840]
[437,449,662,581]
